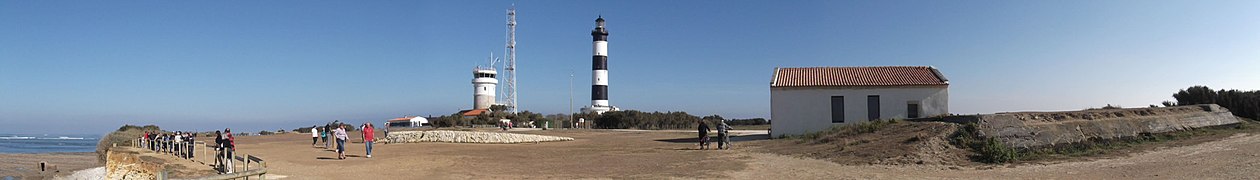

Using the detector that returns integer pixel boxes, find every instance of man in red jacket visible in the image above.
[362,123,375,158]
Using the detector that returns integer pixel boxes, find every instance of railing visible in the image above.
[133,138,268,180]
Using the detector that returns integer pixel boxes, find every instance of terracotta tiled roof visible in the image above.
[772,66,948,87]
[387,117,413,122]
[460,109,489,116]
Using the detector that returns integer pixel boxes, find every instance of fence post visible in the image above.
[244,155,251,180]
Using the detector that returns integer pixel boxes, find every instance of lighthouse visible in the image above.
[583,16,618,114]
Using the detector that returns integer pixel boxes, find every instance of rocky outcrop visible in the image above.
[950,104,1242,148]
[105,147,163,180]
[380,130,574,144]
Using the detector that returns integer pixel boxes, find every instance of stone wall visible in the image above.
[105,147,163,180]
[380,130,574,144]
[958,104,1241,148]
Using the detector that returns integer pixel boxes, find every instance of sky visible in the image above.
[2,1,1258,134]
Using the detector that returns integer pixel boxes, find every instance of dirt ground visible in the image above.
[228,128,1260,179]
[751,121,974,166]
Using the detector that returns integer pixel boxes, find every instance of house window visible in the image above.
[868,95,880,120]
[907,103,921,118]
[831,96,844,123]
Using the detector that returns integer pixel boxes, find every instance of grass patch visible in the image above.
[792,119,900,143]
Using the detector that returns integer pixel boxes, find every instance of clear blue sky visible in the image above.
[3,1,1258,134]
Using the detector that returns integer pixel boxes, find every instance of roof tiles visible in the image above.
[772,66,948,87]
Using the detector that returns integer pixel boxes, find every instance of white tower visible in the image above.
[582,16,618,114]
[473,67,498,110]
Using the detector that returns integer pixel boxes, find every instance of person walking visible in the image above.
[310,126,319,147]
[697,120,711,150]
[334,124,348,159]
[323,124,331,148]
[362,123,375,158]
[717,121,733,150]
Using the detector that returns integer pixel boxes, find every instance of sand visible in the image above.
[0,152,100,179]
[218,129,1260,179]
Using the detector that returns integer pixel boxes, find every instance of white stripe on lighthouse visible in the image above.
[593,41,608,56]
[592,70,608,85]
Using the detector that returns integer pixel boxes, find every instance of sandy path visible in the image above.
[230,130,1260,179]
[735,133,1260,179]
[233,130,744,179]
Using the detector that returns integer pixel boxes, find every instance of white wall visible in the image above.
[770,86,948,137]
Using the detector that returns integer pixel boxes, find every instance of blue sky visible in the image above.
[2,1,1258,134]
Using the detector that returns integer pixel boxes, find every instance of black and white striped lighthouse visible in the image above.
[584,16,617,114]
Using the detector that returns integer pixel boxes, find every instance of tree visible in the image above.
[1170,86,1260,121]
[489,105,509,112]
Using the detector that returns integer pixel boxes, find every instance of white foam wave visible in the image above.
[35,136,93,140]
[0,136,36,140]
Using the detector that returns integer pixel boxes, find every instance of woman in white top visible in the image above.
[334,125,348,159]
[310,126,319,147]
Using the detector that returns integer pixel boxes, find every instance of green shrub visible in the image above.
[978,137,1018,163]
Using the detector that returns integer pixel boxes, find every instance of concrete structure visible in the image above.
[582,16,619,114]
[473,68,498,110]
[770,66,949,137]
[947,104,1241,148]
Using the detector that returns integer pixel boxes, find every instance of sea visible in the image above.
[0,133,100,153]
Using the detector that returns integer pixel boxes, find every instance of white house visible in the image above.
[770,66,949,137]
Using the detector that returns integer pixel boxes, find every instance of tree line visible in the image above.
[421,108,764,130]
[1169,86,1260,121]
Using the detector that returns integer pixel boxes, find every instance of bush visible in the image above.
[951,123,1018,163]
[728,118,768,125]
[978,137,1018,163]
[97,124,162,163]
[594,110,703,129]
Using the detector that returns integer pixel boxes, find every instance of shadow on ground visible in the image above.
[653,134,770,143]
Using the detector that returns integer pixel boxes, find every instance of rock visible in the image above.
[380,130,574,144]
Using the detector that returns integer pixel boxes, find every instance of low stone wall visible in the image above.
[958,104,1242,148]
[105,147,163,180]
[380,130,574,144]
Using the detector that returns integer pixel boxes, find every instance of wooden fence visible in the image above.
[132,138,268,180]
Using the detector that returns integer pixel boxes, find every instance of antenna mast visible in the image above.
[502,5,519,113]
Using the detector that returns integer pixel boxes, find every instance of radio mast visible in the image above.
[501,5,519,113]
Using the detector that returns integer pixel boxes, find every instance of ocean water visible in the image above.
[0,134,100,153]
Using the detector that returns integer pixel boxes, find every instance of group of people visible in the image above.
[139,128,237,174]
[140,131,197,159]
[696,120,734,150]
[310,120,376,160]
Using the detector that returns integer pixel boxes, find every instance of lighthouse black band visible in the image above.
[591,85,608,100]
[593,56,607,70]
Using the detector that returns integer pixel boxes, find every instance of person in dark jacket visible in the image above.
[221,128,235,173]
[697,120,711,150]
[214,131,226,174]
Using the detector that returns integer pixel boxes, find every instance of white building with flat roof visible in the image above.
[770,66,949,137]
